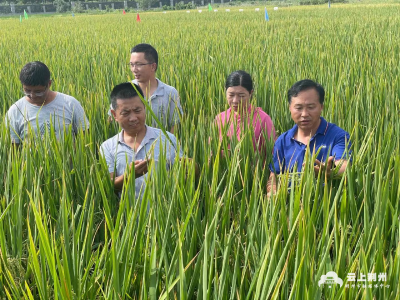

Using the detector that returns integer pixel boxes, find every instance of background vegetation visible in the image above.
[0,4,399,299]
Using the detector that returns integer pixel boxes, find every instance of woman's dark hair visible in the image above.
[287,79,325,104]
[19,61,51,86]
[110,82,144,110]
[225,70,253,93]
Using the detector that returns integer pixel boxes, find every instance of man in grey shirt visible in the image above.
[5,61,89,144]
[101,82,182,200]
[108,43,183,133]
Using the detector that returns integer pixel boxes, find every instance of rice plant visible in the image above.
[0,4,399,299]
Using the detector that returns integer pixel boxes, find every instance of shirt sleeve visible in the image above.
[331,130,352,161]
[4,108,22,144]
[269,138,284,174]
[72,100,89,133]
[100,143,115,174]
[167,89,183,129]
[163,133,183,170]
[263,115,276,141]
[258,114,276,151]
[170,133,184,157]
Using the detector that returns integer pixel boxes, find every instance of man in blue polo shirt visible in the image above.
[267,79,351,196]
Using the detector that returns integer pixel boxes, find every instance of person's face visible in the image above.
[226,85,252,114]
[22,81,51,104]
[289,88,323,133]
[111,96,146,135]
[129,52,156,83]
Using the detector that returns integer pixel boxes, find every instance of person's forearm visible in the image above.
[266,182,277,195]
[112,174,125,191]
[335,160,348,176]
[266,173,277,196]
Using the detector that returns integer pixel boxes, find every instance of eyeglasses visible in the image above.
[23,86,48,97]
[128,62,154,69]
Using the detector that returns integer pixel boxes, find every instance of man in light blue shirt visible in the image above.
[108,44,183,133]
[5,61,89,144]
[267,79,352,196]
[101,82,182,199]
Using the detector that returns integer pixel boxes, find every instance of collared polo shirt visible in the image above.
[215,106,275,152]
[134,78,183,129]
[100,125,183,199]
[270,117,351,174]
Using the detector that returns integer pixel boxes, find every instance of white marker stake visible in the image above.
[163,11,166,13]
[214,9,218,12]
[198,9,202,12]
[274,7,278,10]
[255,8,260,11]
[225,9,230,12]
[186,10,190,13]
[239,9,243,12]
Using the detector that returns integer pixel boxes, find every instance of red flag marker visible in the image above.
[136,13,141,22]
[123,9,126,15]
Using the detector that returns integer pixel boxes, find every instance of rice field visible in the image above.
[0,3,400,299]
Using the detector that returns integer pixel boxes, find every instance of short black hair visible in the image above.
[225,70,253,93]
[110,82,144,110]
[287,79,325,104]
[130,43,158,71]
[19,61,51,86]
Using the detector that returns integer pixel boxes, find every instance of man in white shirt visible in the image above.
[5,61,89,144]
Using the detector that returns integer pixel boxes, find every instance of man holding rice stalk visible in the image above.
[5,61,89,144]
[267,79,352,197]
[109,43,183,133]
[101,82,183,198]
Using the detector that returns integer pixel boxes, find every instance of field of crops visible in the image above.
[0,3,400,299]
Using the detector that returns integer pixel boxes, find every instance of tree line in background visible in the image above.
[0,0,347,7]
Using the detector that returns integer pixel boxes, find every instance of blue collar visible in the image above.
[289,117,328,139]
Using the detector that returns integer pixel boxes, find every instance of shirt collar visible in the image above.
[226,105,257,120]
[152,78,164,97]
[118,125,158,148]
[289,117,328,139]
[118,130,125,144]
[132,78,164,99]
[141,125,159,144]
[316,117,328,135]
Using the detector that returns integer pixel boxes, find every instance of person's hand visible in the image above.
[130,160,149,177]
[313,156,335,178]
